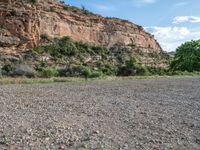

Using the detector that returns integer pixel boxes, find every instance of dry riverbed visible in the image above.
[0,77,200,149]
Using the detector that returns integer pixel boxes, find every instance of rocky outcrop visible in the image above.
[0,0,167,67]
[0,0,41,49]
[0,29,20,47]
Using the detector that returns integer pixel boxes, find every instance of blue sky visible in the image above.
[65,0,200,52]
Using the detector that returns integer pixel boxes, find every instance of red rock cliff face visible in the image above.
[0,0,164,56]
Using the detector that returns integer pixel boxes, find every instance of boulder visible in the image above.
[13,64,37,77]
[0,55,20,62]
[0,35,20,47]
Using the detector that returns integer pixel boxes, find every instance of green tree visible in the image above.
[170,40,200,72]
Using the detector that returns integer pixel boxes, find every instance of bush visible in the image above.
[147,67,168,75]
[118,66,137,76]
[63,5,79,12]
[33,46,45,54]
[58,65,85,77]
[40,34,49,41]
[33,36,78,58]
[118,57,149,76]
[49,44,77,57]
[0,69,2,78]
[63,6,69,11]
[0,25,6,31]
[33,36,110,60]
[82,68,102,78]
[75,41,90,53]
[39,67,58,78]
[126,57,137,68]
[31,0,37,4]
[91,45,106,54]
[101,64,118,76]
[89,71,102,78]
[59,0,65,4]
[81,5,93,15]
[135,65,149,75]
[82,68,91,78]
[1,64,14,76]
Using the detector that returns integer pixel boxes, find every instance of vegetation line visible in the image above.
[0,75,199,85]
[1,37,200,80]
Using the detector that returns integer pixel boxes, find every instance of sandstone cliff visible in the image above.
[0,0,168,67]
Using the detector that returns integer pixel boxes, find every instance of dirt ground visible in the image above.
[0,77,200,150]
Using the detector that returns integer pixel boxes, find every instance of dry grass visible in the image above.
[0,77,85,85]
[0,75,188,85]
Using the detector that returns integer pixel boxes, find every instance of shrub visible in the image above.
[58,65,85,77]
[81,5,93,15]
[33,36,78,58]
[0,25,6,31]
[118,57,149,76]
[0,69,2,78]
[33,46,45,54]
[101,64,118,76]
[147,66,168,75]
[118,66,136,76]
[1,64,14,76]
[49,44,77,57]
[82,68,91,78]
[63,5,79,12]
[39,67,58,78]
[63,6,69,11]
[126,57,137,68]
[91,45,106,54]
[31,0,37,4]
[33,36,111,61]
[89,71,103,78]
[59,0,65,4]
[40,34,49,41]
[75,41,90,53]
[59,36,71,44]
[50,36,78,57]
[82,68,102,78]
[135,65,149,75]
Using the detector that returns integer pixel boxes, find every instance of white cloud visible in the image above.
[173,16,200,24]
[145,26,200,52]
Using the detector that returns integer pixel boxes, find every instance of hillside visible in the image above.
[0,0,169,77]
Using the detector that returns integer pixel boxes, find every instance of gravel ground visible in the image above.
[0,77,200,150]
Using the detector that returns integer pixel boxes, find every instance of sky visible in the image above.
[65,0,200,52]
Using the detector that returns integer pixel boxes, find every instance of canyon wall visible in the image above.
[0,0,167,67]
[0,0,162,51]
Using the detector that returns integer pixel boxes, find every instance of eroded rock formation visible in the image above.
[0,0,167,67]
